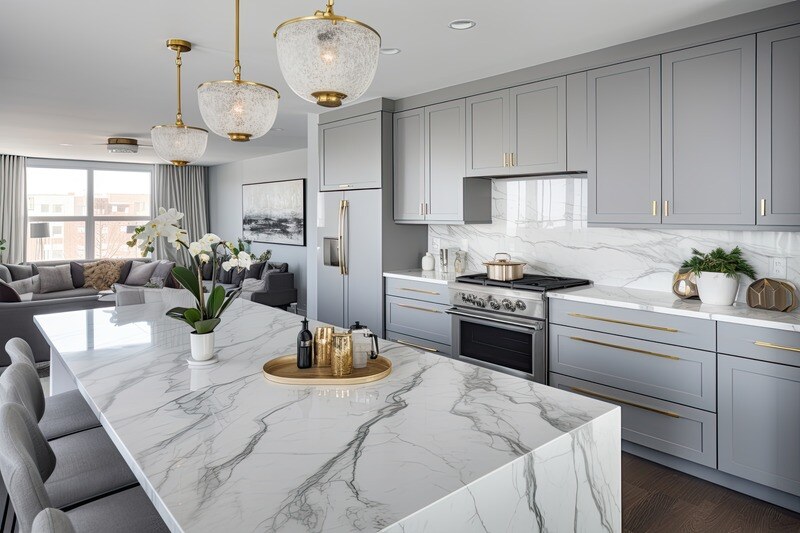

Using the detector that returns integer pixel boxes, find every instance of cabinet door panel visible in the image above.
[393,109,425,221]
[510,78,567,174]
[343,189,383,335]
[662,36,756,225]
[566,72,589,172]
[719,354,800,497]
[466,90,509,177]
[757,25,800,226]
[320,114,383,191]
[426,100,466,221]
[316,192,345,328]
[587,57,661,224]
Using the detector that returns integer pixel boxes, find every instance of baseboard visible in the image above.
[623,441,800,513]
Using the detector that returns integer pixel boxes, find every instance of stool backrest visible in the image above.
[5,338,36,367]
[0,363,45,422]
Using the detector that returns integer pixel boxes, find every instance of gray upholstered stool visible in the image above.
[0,403,168,533]
[32,509,75,533]
[0,344,99,440]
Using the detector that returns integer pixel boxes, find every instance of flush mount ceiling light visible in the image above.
[380,48,401,55]
[198,0,280,141]
[107,138,140,154]
[151,40,209,166]
[448,19,476,30]
[274,0,381,108]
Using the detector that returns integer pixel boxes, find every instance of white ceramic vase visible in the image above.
[696,272,740,306]
[421,252,435,271]
[189,331,215,361]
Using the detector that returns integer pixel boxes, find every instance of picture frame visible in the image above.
[242,178,306,246]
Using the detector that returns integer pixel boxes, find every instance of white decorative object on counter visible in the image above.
[696,272,740,306]
[421,252,435,271]
[189,331,215,362]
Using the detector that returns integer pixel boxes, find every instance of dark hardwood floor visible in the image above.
[623,453,800,532]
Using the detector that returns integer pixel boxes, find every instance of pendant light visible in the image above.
[274,0,380,108]
[151,39,208,166]
[197,0,280,141]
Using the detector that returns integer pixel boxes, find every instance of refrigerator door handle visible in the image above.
[341,199,349,276]
[338,200,345,275]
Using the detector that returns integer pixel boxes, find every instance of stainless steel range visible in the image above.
[447,273,591,383]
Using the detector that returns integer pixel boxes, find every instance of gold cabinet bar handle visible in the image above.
[569,336,681,361]
[426,203,430,215]
[341,200,349,276]
[510,152,515,167]
[652,200,658,217]
[338,184,352,188]
[399,287,440,296]
[754,341,800,353]
[664,200,669,217]
[567,312,678,333]
[502,153,508,167]
[419,203,424,216]
[397,303,442,314]
[391,338,439,353]
[570,387,681,418]
[760,198,767,217]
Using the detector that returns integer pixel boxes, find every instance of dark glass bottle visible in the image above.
[297,318,313,369]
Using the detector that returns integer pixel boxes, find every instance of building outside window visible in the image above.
[25,160,152,261]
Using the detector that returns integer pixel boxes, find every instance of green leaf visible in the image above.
[681,247,757,280]
[194,318,220,334]
[207,285,226,317]
[165,307,190,319]
[172,266,201,300]
[184,308,202,324]
[217,289,242,316]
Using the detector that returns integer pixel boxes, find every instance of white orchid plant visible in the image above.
[127,208,253,334]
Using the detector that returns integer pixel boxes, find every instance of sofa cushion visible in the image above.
[217,262,233,284]
[245,261,266,280]
[0,264,10,283]
[150,260,175,284]
[39,264,74,294]
[124,261,159,286]
[267,262,289,273]
[70,261,85,288]
[230,266,247,287]
[201,260,214,280]
[5,275,40,295]
[3,263,38,281]
[117,260,134,284]
[31,288,100,301]
[0,280,21,302]
[83,260,124,291]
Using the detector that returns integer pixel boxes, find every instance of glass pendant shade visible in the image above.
[197,81,279,141]
[151,125,208,166]
[275,2,380,108]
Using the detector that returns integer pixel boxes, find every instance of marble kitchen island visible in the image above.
[35,299,620,533]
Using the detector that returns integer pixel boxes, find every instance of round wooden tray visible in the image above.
[262,355,392,385]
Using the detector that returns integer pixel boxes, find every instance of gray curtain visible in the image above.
[0,154,26,264]
[153,164,209,265]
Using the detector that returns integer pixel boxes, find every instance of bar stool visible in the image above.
[4,338,99,440]
[0,403,168,533]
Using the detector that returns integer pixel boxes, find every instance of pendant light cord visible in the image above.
[233,0,241,81]
[175,49,184,126]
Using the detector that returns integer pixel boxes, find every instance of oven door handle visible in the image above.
[446,308,544,331]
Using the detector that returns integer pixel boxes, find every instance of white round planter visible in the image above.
[696,272,740,306]
[190,331,216,361]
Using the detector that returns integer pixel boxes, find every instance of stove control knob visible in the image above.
[490,300,501,310]
[476,298,486,308]
[515,300,527,311]
[501,298,514,311]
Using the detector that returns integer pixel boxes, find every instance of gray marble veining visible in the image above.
[35,300,620,533]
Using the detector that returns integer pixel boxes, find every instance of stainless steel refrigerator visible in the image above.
[317,188,426,335]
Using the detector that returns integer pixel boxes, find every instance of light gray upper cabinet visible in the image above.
[566,72,588,172]
[757,25,800,226]
[662,36,756,225]
[319,112,385,191]
[718,354,800,497]
[425,100,467,221]
[587,57,662,225]
[466,78,567,177]
[393,109,425,221]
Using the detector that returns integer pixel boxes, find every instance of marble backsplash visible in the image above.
[429,178,800,301]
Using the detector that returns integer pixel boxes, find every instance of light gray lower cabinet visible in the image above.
[383,278,452,353]
[393,109,425,221]
[718,354,800,497]
[319,112,385,191]
[509,77,567,174]
[587,57,661,225]
[757,24,800,226]
[661,35,756,225]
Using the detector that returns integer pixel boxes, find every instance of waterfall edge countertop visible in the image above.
[34,299,620,533]
[548,284,800,333]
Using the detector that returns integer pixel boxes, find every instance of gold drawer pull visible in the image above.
[754,341,800,354]
[567,312,678,333]
[760,198,767,217]
[570,387,681,419]
[397,303,442,314]
[399,287,440,296]
[569,336,680,361]
[391,338,439,353]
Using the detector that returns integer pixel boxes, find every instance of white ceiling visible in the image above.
[0,0,790,166]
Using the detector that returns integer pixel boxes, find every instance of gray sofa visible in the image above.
[201,261,297,310]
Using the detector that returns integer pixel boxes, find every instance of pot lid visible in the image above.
[483,252,526,267]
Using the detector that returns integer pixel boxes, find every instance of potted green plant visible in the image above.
[681,247,757,306]
[127,208,252,362]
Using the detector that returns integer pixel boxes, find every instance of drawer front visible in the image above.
[549,298,716,351]
[549,324,716,411]
[385,277,450,305]
[385,330,451,356]
[718,322,800,367]
[550,373,717,468]
[385,296,452,345]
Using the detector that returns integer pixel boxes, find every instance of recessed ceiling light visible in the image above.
[59,143,72,147]
[269,128,284,133]
[448,19,476,30]
[380,48,401,55]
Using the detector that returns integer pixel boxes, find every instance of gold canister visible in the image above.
[314,327,334,367]
[331,332,353,377]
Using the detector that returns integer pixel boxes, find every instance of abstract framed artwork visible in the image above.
[242,178,306,246]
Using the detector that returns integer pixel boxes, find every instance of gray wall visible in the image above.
[209,148,309,313]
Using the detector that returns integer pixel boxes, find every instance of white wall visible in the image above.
[209,148,309,312]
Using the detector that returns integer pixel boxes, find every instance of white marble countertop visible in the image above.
[548,284,800,333]
[35,300,620,533]
[382,269,464,285]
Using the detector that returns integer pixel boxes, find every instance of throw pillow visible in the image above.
[83,260,124,291]
[70,262,85,288]
[217,262,233,284]
[201,260,214,280]
[151,260,175,283]
[230,266,247,287]
[0,265,11,283]
[240,278,265,300]
[0,280,21,303]
[5,275,39,295]
[38,265,74,294]
[267,262,288,273]
[117,260,134,284]
[4,263,37,281]
[125,261,159,286]
[245,262,265,280]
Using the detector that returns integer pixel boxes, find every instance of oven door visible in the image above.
[447,308,545,382]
